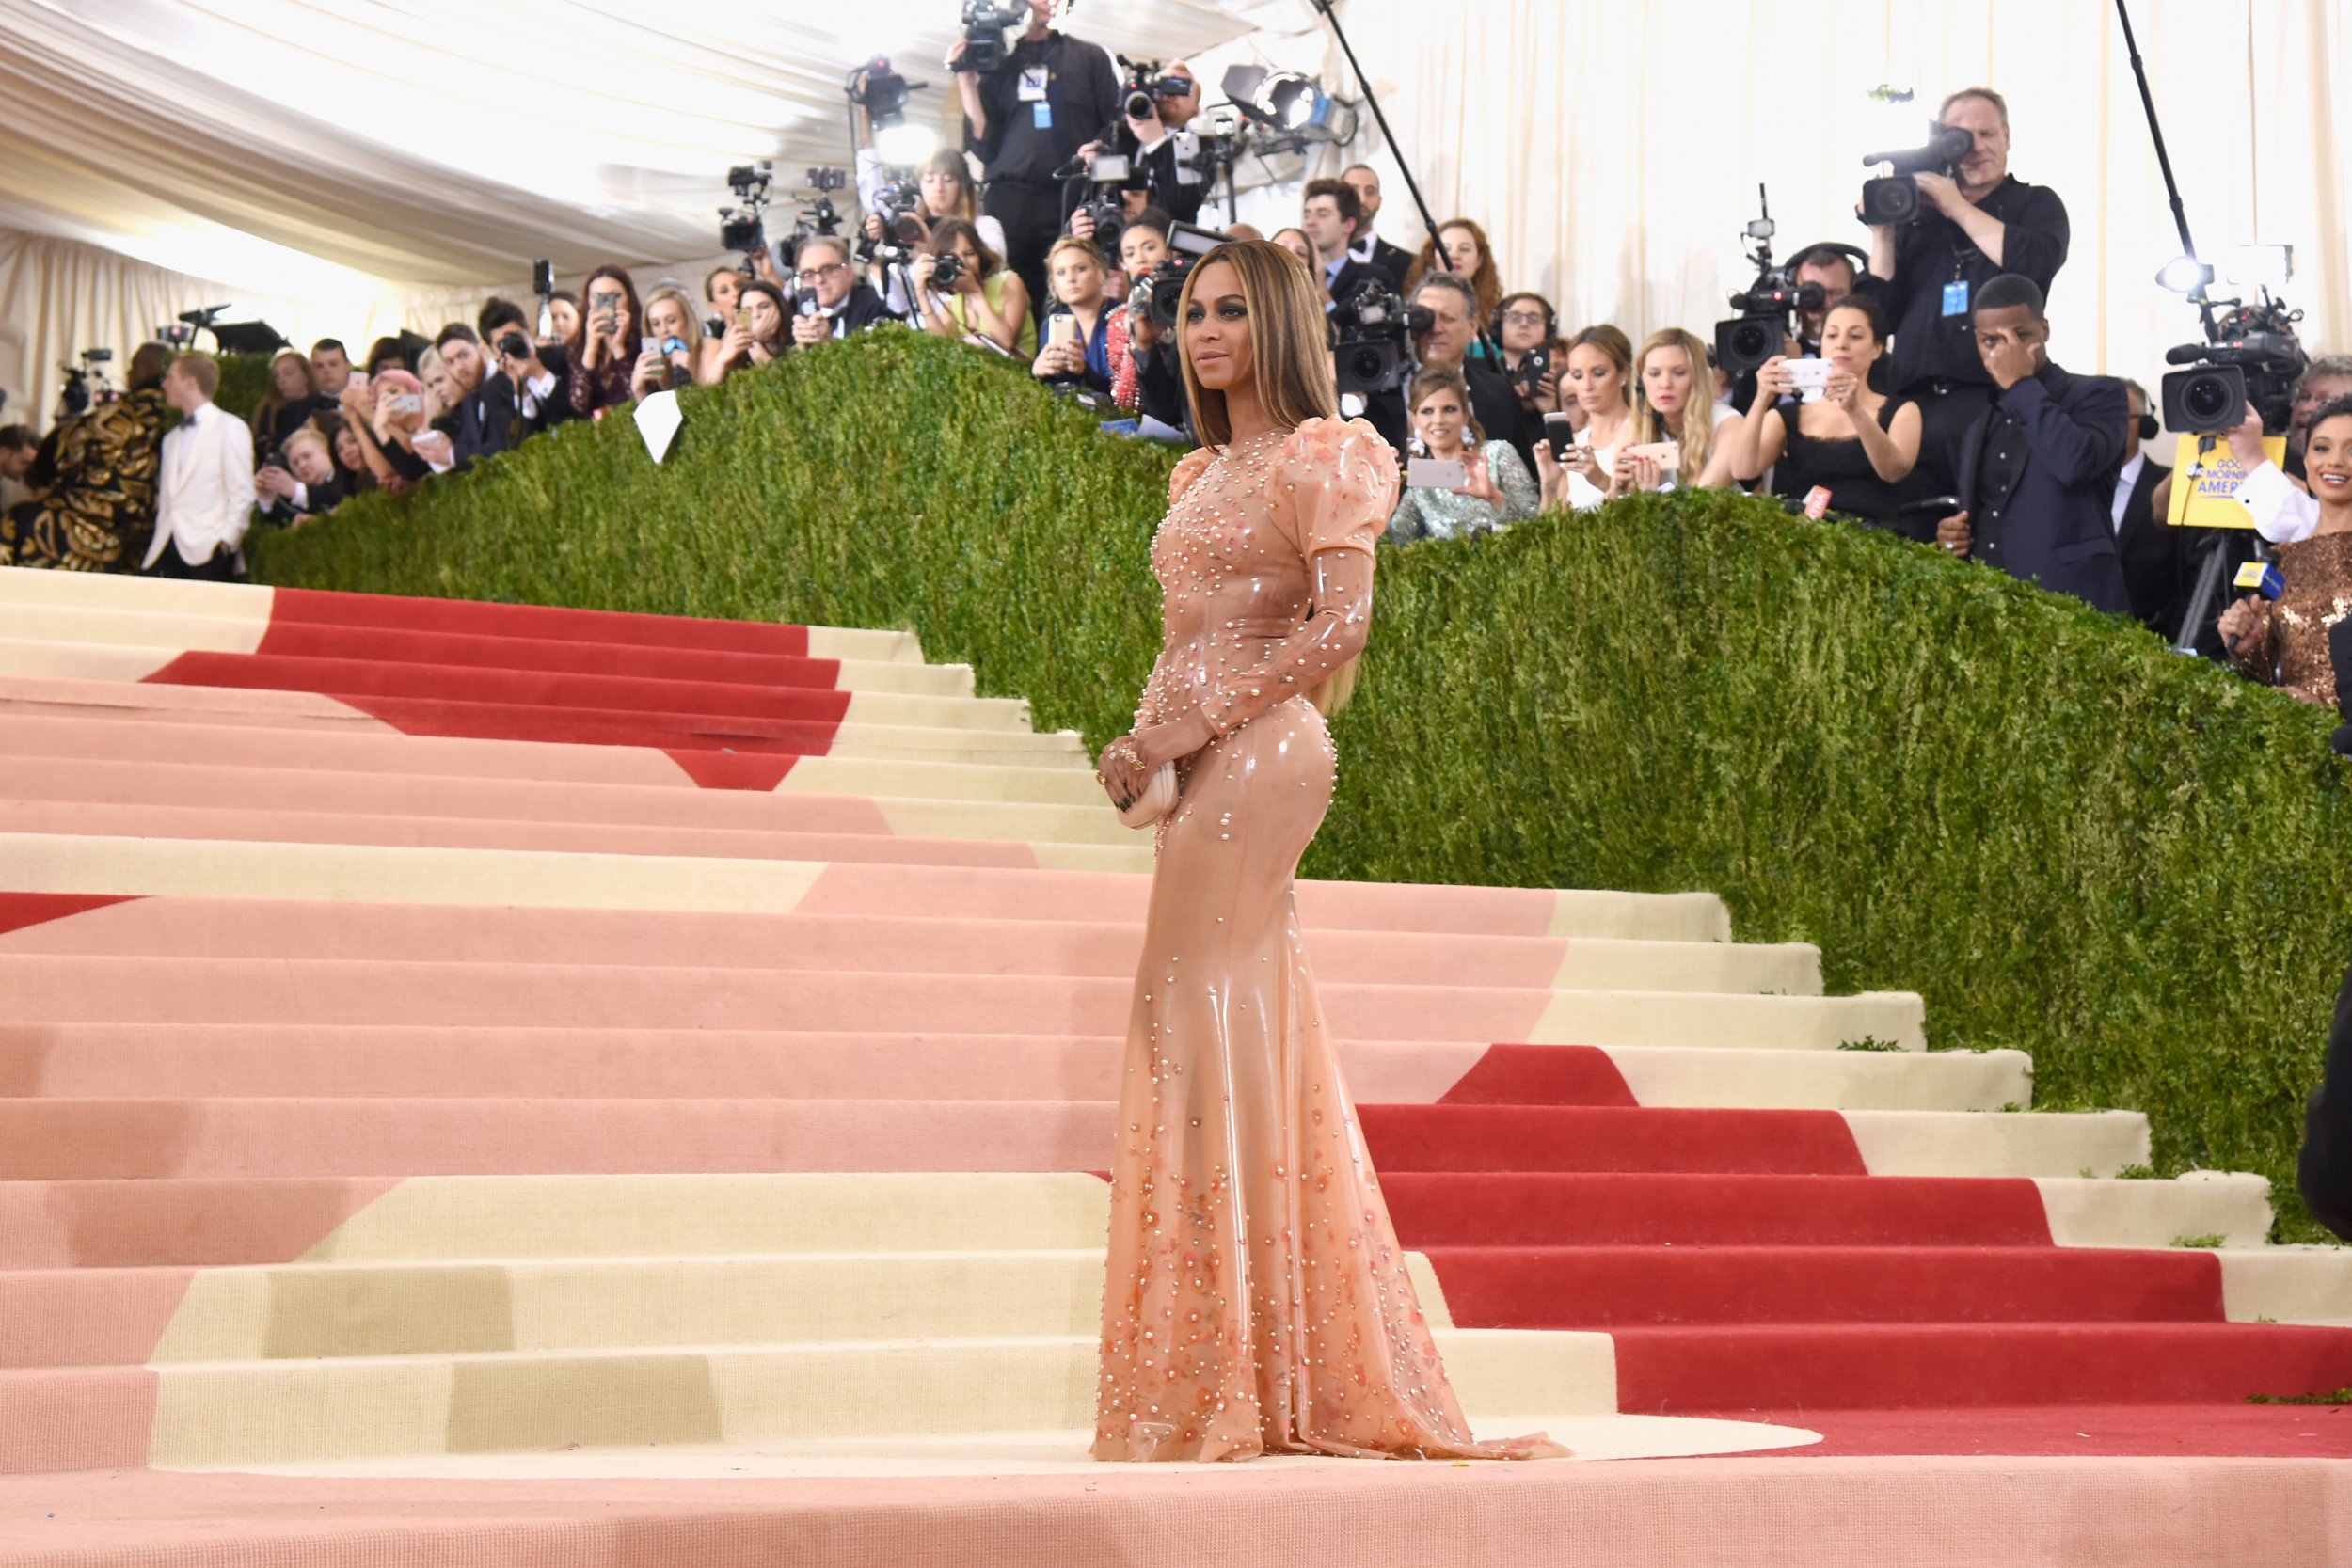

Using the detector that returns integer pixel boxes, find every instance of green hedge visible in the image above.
[248,330,2352,1241]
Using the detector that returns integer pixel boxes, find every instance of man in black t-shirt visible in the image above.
[952,0,1120,330]
[1860,87,2069,495]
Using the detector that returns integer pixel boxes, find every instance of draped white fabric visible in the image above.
[1304,0,2348,391]
[1,0,2343,428]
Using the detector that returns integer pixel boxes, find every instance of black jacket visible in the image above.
[1866,175,2070,394]
[2113,454,2187,638]
[1359,235,1413,292]
[966,32,1121,184]
[1955,363,2130,615]
[791,283,897,347]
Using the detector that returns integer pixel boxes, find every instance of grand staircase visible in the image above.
[2,563,2348,1559]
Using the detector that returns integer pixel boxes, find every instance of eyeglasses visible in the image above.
[1501,310,1549,326]
[796,261,847,284]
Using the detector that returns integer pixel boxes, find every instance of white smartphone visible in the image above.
[384,392,423,416]
[1783,357,1834,403]
[1048,313,1080,349]
[1626,442,1681,464]
[1406,457,1470,491]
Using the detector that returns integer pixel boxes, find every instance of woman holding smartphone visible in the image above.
[1721,296,1928,532]
[710,281,793,377]
[569,265,644,417]
[1030,237,1122,397]
[1534,324,1636,510]
[1088,237,1563,1465]
[630,287,706,401]
[1386,366,1538,543]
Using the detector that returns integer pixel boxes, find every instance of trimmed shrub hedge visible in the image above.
[248,329,2352,1240]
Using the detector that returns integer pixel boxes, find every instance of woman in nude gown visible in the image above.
[1089,240,1565,1464]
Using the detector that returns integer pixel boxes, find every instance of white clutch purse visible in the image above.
[1117,764,1178,830]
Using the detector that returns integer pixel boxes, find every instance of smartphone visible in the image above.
[346,371,371,397]
[532,259,555,296]
[1406,457,1470,491]
[384,392,423,416]
[1049,313,1080,349]
[735,309,753,331]
[1626,442,1681,464]
[1542,411,1577,460]
[641,336,660,357]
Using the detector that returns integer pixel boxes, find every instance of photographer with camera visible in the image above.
[911,219,1035,356]
[1933,275,2131,614]
[477,299,576,439]
[1495,293,1565,416]
[1860,87,2069,493]
[788,236,895,347]
[1788,245,1860,358]
[433,325,521,471]
[951,0,1120,333]
[1722,296,1931,533]
[1097,59,1208,226]
[570,266,644,419]
[1410,271,1538,472]
[1,343,167,571]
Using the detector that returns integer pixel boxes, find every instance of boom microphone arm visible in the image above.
[2117,0,2218,342]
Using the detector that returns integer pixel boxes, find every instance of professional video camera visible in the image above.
[860,173,928,263]
[719,162,774,260]
[1119,55,1193,122]
[56,349,115,420]
[783,167,849,266]
[1711,192,1811,376]
[1329,277,1431,397]
[1129,221,1228,330]
[2162,292,2308,435]
[1859,121,1975,226]
[955,0,1025,74]
[1071,150,1132,257]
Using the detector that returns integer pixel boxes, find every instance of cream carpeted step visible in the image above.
[1606,1044,2031,1110]
[2217,1247,2352,1324]
[1846,1110,2151,1179]
[0,606,977,696]
[2035,1174,2277,1249]
[141,1326,1614,1466]
[1531,990,1924,1051]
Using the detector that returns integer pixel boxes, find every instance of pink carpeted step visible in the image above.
[0,1268,196,1369]
[1419,1244,2227,1326]
[253,621,846,689]
[0,1099,1877,1181]
[0,957,1556,1039]
[0,1177,398,1269]
[0,899,1576,991]
[0,801,1040,868]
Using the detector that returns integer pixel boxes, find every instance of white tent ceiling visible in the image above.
[0,0,1287,293]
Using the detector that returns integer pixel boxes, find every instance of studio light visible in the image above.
[2224,244,2294,291]
[851,55,935,165]
[876,121,939,164]
[1219,64,1357,150]
[2154,255,2214,296]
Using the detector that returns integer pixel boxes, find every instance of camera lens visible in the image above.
[2183,372,2234,425]
[1729,321,1774,364]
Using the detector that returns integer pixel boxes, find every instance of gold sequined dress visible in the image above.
[1091,416,1565,1464]
[2231,531,2352,705]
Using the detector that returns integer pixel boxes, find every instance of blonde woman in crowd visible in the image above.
[1534,325,1637,511]
[631,286,705,401]
[1620,327,1736,493]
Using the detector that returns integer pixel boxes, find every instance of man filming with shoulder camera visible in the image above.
[1103,59,1209,226]
[1862,87,2070,493]
[951,0,1120,333]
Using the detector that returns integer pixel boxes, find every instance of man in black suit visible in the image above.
[431,325,516,474]
[1937,274,2130,615]
[1408,272,1538,473]
[477,299,577,442]
[1340,164,1414,291]
[2109,378,2188,638]
[1301,178,1385,314]
[787,236,896,346]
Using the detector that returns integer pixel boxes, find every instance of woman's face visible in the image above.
[273,356,310,399]
[2310,415,2352,502]
[709,271,742,315]
[1052,247,1104,309]
[1566,344,1628,414]
[332,425,364,470]
[1440,225,1480,278]
[1412,388,1469,453]
[1272,229,1313,267]
[744,293,784,341]
[1499,301,1548,354]
[647,296,690,342]
[1120,226,1169,277]
[1642,345,1695,416]
[420,363,456,407]
[549,297,581,341]
[921,166,966,218]
[1820,306,1883,373]
[951,235,984,277]
[1182,259,1253,395]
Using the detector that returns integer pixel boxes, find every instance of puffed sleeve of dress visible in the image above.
[1195,416,1398,738]
[1168,446,1216,507]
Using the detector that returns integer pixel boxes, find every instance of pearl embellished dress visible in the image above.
[1091,416,1565,1464]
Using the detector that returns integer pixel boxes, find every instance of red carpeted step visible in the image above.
[0,894,139,939]
[1419,1244,2226,1326]
[144,651,854,725]
[1437,1043,1638,1106]
[1381,1172,2058,1247]
[327,693,836,752]
[1355,1104,1869,1175]
[254,622,846,689]
[1611,1323,2352,1410]
[269,587,815,657]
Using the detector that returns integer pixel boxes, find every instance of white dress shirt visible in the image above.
[2233,459,2320,545]
[144,399,259,568]
[2110,450,2146,534]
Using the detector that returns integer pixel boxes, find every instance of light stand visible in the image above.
[1306,0,1500,364]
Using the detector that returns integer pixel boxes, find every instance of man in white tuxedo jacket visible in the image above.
[142,352,257,580]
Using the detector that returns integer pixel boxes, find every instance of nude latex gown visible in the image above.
[1091,416,1565,1463]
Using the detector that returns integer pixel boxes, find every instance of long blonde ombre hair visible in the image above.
[1631,326,1722,486]
[1174,239,1363,715]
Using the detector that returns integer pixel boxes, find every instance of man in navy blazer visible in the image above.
[1937,274,2131,615]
